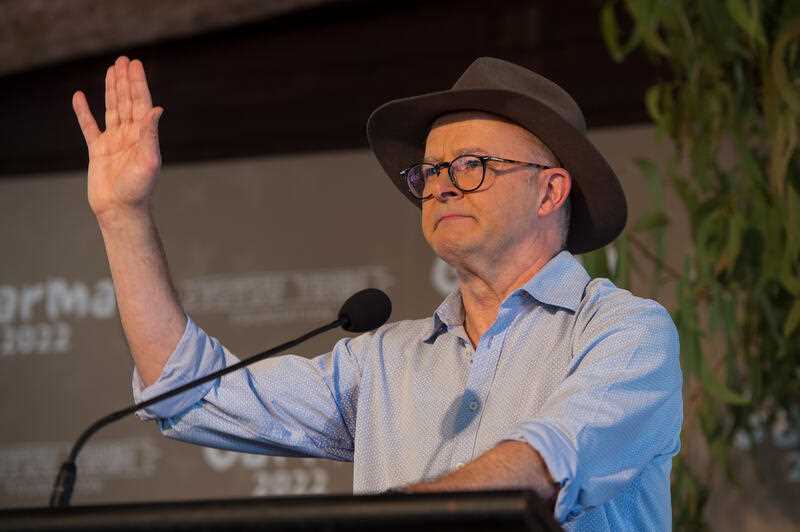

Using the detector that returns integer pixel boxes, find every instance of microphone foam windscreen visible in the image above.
[338,288,392,332]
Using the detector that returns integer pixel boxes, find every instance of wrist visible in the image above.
[95,204,153,232]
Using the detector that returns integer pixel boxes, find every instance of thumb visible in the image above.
[146,107,164,137]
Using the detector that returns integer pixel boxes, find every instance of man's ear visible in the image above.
[538,168,571,217]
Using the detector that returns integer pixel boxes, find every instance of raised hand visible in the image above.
[72,56,164,221]
[72,57,186,387]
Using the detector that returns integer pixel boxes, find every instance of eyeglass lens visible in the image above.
[405,155,485,198]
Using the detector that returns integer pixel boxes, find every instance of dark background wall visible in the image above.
[0,0,655,176]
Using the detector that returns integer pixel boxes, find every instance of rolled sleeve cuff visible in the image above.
[132,316,226,421]
[505,420,581,523]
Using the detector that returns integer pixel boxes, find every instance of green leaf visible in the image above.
[689,135,715,189]
[700,356,750,405]
[726,0,767,48]
[677,259,703,376]
[779,259,800,296]
[716,211,743,274]
[768,112,798,195]
[645,84,663,125]
[760,205,785,280]
[770,18,800,112]
[696,209,727,283]
[625,0,671,57]
[785,183,800,260]
[721,293,740,389]
[672,174,699,215]
[784,299,800,338]
[600,1,641,62]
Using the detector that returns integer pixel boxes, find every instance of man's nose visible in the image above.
[429,167,463,201]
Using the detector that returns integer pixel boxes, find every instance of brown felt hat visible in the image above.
[366,57,627,254]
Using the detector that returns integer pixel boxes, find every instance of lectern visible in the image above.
[0,491,562,531]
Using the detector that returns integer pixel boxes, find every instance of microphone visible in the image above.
[339,288,392,332]
[49,288,392,508]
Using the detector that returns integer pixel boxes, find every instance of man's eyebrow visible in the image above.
[455,146,489,156]
[423,146,489,163]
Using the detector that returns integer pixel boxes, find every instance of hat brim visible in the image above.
[366,88,627,254]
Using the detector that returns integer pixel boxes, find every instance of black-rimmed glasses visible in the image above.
[401,154,553,200]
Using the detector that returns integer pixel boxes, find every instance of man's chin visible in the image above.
[430,237,481,265]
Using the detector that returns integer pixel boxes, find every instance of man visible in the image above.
[72,56,682,531]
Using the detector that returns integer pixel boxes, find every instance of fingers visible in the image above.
[129,59,154,121]
[72,91,100,145]
[115,56,133,123]
[101,56,155,131]
[105,66,119,129]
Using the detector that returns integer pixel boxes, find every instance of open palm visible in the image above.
[72,56,164,219]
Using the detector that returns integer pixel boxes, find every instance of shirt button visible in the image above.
[455,462,465,468]
[468,400,479,412]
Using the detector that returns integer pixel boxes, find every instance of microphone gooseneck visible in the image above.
[49,288,391,508]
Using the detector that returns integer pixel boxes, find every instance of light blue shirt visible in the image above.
[134,250,682,531]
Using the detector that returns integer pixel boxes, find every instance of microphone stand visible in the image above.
[49,318,344,508]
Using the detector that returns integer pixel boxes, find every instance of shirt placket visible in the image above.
[448,305,515,470]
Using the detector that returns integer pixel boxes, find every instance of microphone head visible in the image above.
[338,288,392,333]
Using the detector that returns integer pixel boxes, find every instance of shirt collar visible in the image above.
[517,250,591,312]
[425,250,591,342]
[424,290,464,343]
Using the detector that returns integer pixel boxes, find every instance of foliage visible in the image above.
[592,0,800,528]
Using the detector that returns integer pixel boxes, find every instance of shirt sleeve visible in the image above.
[504,297,683,523]
[131,316,361,461]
